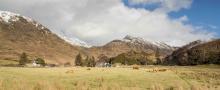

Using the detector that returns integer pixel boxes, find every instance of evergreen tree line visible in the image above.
[74,50,162,67]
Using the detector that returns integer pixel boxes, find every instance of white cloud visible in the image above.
[0,0,216,46]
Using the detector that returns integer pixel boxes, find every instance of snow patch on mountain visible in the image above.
[0,11,19,23]
[0,10,45,30]
[60,35,92,48]
[123,35,173,50]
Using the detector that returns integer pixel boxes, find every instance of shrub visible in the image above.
[132,65,139,70]
[35,58,46,66]
[65,70,74,74]
[64,62,71,67]
[87,68,91,70]
[168,85,183,90]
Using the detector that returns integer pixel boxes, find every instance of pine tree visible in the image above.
[84,56,89,67]
[155,48,161,65]
[75,53,82,66]
[19,52,28,65]
[88,57,96,67]
[85,56,96,67]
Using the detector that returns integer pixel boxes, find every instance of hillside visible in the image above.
[164,39,220,65]
[109,50,158,65]
[0,11,85,64]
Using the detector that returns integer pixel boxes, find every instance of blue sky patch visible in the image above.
[122,0,160,11]
[169,0,220,37]
[122,0,220,37]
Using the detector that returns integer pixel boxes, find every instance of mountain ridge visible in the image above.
[164,39,220,65]
[0,10,90,48]
[86,35,175,60]
[0,10,87,64]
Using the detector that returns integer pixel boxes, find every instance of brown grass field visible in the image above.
[0,65,219,90]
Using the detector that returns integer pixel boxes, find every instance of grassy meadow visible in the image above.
[0,65,219,90]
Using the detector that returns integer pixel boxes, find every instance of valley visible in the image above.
[0,7,219,90]
[0,65,219,90]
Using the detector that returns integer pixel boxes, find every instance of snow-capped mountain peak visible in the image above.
[123,35,145,43]
[0,11,20,23]
[0,10,45,30]
[0,10,91,48]
[122,35,173,50]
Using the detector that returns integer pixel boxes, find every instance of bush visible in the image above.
[35,58,46,66]
[64,62,71,67]
[87,68,91,70]
[132,65,139,70]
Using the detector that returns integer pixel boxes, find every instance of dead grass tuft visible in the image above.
[168,85,183,90]
[65,70,74,74]
[150,84,164,90]
[132,65,140,70]
[146,68,169,73]
[87,68,91,70]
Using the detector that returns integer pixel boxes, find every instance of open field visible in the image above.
[0,65,219,90]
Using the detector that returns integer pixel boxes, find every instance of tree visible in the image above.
[139,58,147,65]
[155,48,161,65]
[19,52,28,65]
[84,56,96,67]
[87,57,96,67]
[83,56,89,66]
[91,56,96,67]
[35,58,46,66]
[75,53,83,66]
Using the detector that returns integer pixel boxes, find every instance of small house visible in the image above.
[32,60,41,67]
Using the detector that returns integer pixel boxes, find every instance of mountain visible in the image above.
[164,39,220,65]
[122,35,174,51]
[0,11,177,65]
[0,11,85,64]
[87,35,175,60]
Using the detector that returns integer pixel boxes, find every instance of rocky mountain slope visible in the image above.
[87,35,175,60]
[164,39,220,65]
[0,11,85,64]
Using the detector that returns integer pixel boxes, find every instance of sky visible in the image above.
[0,0,219,46]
